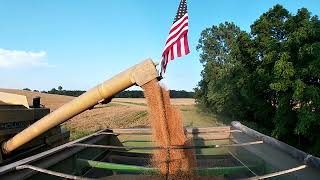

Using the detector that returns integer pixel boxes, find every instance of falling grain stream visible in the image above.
[142,79,196,179]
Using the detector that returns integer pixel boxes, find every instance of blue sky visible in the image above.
[0,0,319,91]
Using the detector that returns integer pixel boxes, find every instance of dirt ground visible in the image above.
[113,98,195,106]
[0,88,224,140]
[0,88,73,111]
[0,88,149,129]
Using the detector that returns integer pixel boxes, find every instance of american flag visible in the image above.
[161,0,189,74]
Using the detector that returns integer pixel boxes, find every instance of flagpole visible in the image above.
[158,56,164,80]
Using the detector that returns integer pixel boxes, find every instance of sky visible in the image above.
[0,0,319,91]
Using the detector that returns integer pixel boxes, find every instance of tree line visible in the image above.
[23,87,194,98]
[195,5,320,156]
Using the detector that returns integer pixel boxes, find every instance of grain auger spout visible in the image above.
[2,59,158,154]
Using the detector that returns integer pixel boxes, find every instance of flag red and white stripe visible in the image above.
[161,0,190,74]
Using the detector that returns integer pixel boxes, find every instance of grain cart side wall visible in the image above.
[2,59,158,154]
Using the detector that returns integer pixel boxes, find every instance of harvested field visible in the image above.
[113,98,195,106]
[0,88,73,111]
[66,104,148,131]
[0,88,225,140]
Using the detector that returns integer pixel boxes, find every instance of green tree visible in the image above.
[195,22,243,114]
[196,5,320,155]
[22,88,31,91]
[58,86,63,91]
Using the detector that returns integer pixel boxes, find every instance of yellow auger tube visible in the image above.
[2,59,158,154]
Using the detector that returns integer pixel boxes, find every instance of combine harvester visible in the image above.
[0,59,319,179]
[0,92,69,165]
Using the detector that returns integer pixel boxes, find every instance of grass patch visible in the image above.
[135,110,148,118]
[113,101,147,106]
[105,102,122,106]
[177,105,229,127]
[64,125,96,141]
[94,102,123,108]
[176,105,195,111]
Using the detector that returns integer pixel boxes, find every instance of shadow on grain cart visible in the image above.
[0,59,319,179]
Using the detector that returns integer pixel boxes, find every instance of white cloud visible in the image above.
[0,48,54,68]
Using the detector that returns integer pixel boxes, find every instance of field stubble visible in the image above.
[0,89,225,140]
